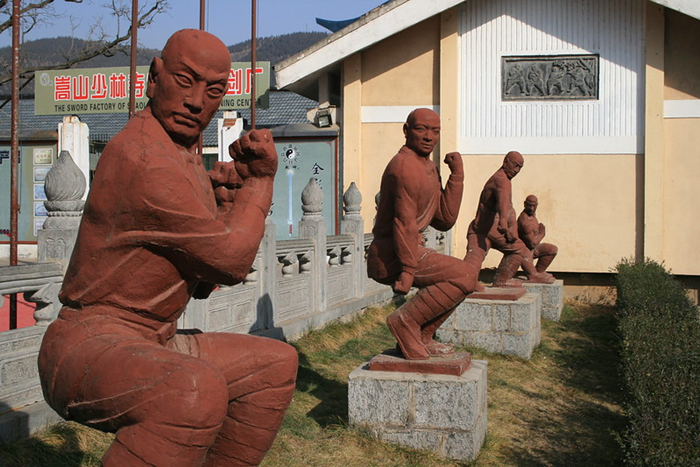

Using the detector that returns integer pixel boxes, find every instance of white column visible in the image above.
[57,116,90,200]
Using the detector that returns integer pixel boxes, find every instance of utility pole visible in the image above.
[197,0,206,157]
[128,0,139,118]
[8,0,20,328]
[251,0,257,129]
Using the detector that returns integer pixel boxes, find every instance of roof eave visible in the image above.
[275,0,463,92]
[650,0,700,21]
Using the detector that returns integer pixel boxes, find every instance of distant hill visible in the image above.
[228,31,329,65]
[0,31,329,97]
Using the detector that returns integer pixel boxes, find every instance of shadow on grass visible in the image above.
[550,304,624,403]
[495,303,627,467]
[295,351,351,428]
[0,422,105,467]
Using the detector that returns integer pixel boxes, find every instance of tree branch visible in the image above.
[0,1,167,91]
[0,0,56,36]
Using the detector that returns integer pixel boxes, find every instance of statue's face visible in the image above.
[404,109,440,157]
[503,152,524,179]
[149,31,230,147]
[524,198,538,215]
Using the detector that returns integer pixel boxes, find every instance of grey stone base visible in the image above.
[523,280,564,321]
[348,360,487,462]
[436,293,541,359]
[0,401,64,443]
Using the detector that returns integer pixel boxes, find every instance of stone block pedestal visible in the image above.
[523,280,564,321]
[436,292,541,359]
[348,360,487,462]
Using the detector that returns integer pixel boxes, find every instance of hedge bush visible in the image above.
[616,258,700,466]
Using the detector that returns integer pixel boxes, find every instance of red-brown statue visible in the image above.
[518,194,558,274]
[367,108,479,360]
[38,30,297,467]
[464,151,555,287]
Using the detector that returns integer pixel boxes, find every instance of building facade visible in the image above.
[276,0,700,278]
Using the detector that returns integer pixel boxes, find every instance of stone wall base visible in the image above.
[436,293,541,359]
[348,360,488,462]
[523,280,564,321]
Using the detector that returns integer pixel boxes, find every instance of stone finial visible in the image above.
[301,178,323,219]
[343,182,362,220]
[43,150,86,230]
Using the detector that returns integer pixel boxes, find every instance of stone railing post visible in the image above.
[32,150,86,324]
[37,150,85,272]
[259,215,277,330]
[58,115,90,200]
[340,182,364,299]
[298,178,326,313]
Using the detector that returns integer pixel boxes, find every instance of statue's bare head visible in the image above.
[502,151,524,179]
[524,194,538,214]
[147,29,231,148]
[403,108,440,157]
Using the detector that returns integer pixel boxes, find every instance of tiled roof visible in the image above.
[0,91,317,146]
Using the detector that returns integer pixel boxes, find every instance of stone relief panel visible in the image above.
[502,55,599,100]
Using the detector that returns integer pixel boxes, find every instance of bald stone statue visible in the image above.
[38,30,297,466]
[464,151,555,286]
[518,194,558,274]
[368,108,480,360]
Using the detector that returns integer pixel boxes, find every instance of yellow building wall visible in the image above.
[456,154,641,272]
[663,120,700,275]
[664,9,700,100]
[661,9,700,275]
[360,17,440,106]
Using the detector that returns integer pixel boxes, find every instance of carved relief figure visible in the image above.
[526,65,546,97]
[38,29,297,467]
[464,151,555,287]
[505,63,527,96]
[367,108,479,360]
[568,59,594,96]
[517,194,558,274]
[546,61,567,96]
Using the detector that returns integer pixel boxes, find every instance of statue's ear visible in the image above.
[402,123,409,138]
[146,57,163,99]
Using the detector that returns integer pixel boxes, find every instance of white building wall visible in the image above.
[458,0,644,154]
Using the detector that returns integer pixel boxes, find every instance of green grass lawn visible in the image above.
[0,300,626,466]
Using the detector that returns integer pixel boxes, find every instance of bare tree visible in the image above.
[0,0,168,105]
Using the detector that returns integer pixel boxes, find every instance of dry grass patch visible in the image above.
[0,299,626,466]
[472,300,626,466]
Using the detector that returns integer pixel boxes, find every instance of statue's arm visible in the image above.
[391,172,420,294]
[122,131,276,287]
[432,152,464,231]
[495,176,513,233]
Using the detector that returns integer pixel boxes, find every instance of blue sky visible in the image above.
[1,0,387,48]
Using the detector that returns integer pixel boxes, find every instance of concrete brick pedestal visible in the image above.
[348,360,487,462]
[523,280,564,321]
[436,293,541,359]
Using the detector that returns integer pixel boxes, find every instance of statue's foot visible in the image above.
[528,271,555,284]
[493,278,524,288]
[386,311,430,360]
[424,339,455,356]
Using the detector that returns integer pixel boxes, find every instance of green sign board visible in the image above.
[34,62,270,115]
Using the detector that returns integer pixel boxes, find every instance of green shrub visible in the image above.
[615,258,700,466]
